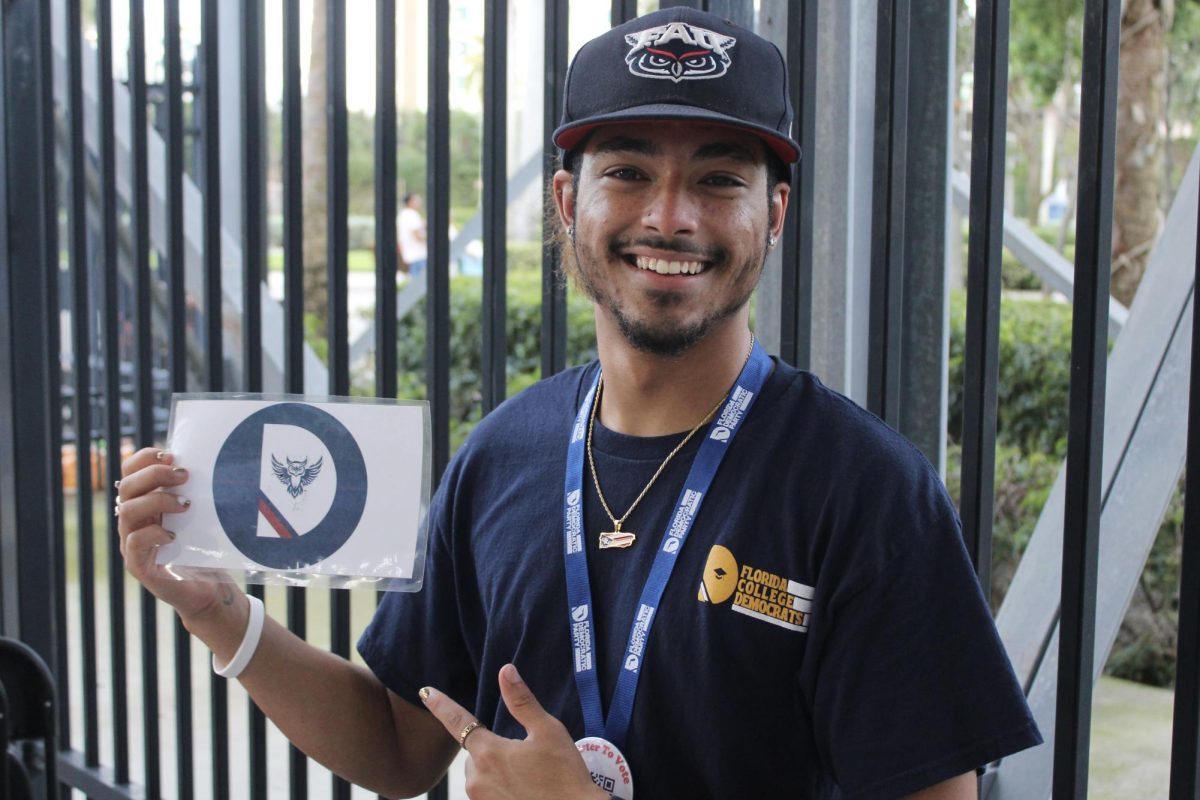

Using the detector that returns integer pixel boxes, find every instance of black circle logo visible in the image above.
[212,403,368,569]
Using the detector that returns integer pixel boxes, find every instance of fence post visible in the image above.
[0,0,62,680]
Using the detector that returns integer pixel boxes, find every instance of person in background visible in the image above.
[398,191,427,277]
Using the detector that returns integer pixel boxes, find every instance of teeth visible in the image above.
[634,256,704,275]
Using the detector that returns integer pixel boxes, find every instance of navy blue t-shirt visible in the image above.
[358,360,1041,799]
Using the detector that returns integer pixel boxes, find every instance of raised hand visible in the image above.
[116,447,233,621]
[420,664,606,800]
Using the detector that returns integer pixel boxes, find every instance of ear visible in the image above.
[769,182,790,245]
[552,169,576,231]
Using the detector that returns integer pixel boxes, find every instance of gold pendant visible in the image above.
[599,531,636,550]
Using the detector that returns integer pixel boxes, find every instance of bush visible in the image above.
[946,287,1185,687]
[947,289,1074,456]
[387,271,595,449]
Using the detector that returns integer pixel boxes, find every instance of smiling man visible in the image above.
[117,7,1039,799]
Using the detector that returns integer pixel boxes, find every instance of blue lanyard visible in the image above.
[562,341,772,751]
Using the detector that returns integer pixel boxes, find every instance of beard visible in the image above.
[568,233,767,357]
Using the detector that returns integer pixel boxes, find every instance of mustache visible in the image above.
[607,236,726,264]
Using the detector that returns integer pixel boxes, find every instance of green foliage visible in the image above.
[945,441,1060,609]
[388,271,596,449]
[946,287,1187,687]
[1009,0,1081,105]
[947,289,1074,456]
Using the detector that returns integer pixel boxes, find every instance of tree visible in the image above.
[1112,0,1175,307]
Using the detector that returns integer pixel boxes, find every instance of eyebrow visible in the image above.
[590,135,760,165]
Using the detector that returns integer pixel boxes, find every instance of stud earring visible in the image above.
[567,225,575,240]
[767,235,778,248]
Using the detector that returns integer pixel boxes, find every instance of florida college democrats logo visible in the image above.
[212,403,367,569]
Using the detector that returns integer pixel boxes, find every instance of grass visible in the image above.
[267,249,377,273]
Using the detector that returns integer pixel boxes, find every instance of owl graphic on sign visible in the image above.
[271,455,323,498]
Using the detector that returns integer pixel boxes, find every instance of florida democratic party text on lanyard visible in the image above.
[561,341,771,798]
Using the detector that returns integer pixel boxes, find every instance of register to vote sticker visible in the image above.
[157,394,431,592]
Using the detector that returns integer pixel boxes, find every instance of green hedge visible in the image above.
[945,288,1184,687]
[386,271,597,449]
[947,289,1074,457]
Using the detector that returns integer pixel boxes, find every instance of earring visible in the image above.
[767,235,778,248]
[567,225,575,240]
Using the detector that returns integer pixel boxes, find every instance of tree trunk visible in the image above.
[1112,0,1173,307]
[303,0,328,333]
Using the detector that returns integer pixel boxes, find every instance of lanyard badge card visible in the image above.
[157,394,432,592]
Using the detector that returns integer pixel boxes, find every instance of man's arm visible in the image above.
[118,448,458,798]
[904,772,977,800]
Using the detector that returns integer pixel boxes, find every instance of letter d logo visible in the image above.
[710,425,730,441]
[624,654,640,672]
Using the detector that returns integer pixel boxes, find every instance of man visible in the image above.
[117,8,1039,798]
[399,192,428,276]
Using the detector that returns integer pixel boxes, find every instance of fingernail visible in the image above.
[165,530,177,540]
[503,664,524,686]
[156,451,169,461]
[418,687,431,703]
[176,496,191,508]
[172,467,188,476]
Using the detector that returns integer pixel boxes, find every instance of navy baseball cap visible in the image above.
[553,7,800,165]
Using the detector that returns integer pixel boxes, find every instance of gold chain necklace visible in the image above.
[586,335,755,550]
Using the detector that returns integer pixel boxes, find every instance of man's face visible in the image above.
[555,122,788,357]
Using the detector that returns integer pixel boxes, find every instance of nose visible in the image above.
[641,180,699,238]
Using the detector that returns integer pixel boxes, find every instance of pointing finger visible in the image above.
[419,686,494,752]
[497,664,554,737]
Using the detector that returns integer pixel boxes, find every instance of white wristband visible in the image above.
[212,594,265,679]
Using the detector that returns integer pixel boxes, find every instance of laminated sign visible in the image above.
[158,395,431,591]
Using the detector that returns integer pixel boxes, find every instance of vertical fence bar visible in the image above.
[241,2,270,796]
[283,0,305,395]
[482,0,508,412]
[43,0,71,768]
[326,2,352,798]
[1169,169,1200,800]
[199,2,230,796]
[1054,0,1120,797]
[423,9,452,792]
[867,0,909,427]
[778,0,816,370]
[959,0,1010,589]
[129,0,161,791]
[541,0,568,378]
[1,0,62,782]
[242,2,270,797]
[376,0,398,404]
[427,0,451,481]
[96,0,131,784]
[164,0,195,795]
[611,1,638,27]
[65,0,99,769]
[281,0,307,793]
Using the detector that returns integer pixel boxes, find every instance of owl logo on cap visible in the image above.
[625,22,736,83]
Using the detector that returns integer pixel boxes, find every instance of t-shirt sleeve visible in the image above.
[809,456,1041,799]
[356,473,481,712]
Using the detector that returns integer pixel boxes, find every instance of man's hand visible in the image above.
[421,664,606,800]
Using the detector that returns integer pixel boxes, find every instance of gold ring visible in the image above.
[458,720,483,748]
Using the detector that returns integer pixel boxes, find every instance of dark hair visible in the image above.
[402,192,417,205]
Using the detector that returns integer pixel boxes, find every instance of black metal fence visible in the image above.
[1,0,1198,798]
